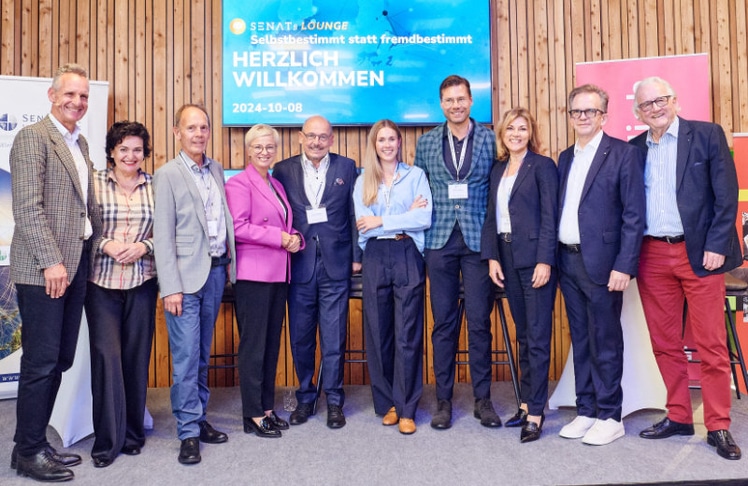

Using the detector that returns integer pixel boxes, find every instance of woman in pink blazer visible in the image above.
[225,124,304,438]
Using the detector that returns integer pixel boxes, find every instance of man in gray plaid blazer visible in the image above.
[9,64,102,482]
[414,75,500,430]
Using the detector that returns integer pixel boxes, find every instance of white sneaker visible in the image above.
[582,418,625,445]
[559,415,597,439]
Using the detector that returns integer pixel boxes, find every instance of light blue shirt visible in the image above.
[644,117,683,236]
[353,162,433,253]
[179,151,228,257]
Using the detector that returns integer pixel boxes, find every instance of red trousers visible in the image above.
[637,238,732,431]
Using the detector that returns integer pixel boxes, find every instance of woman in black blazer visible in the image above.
[480,107,559,443]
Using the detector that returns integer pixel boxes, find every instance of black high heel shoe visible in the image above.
[520,414,545,443]
[243,417,282,438]
[505,408,528,428]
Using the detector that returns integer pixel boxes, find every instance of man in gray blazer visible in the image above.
[10,63,102,482]
[153,104,236,465]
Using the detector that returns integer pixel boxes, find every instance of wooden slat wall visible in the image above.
[3,0,748,388]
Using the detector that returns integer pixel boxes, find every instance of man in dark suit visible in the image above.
[414,75,501,430]
[9,63,102,482]
[631,76,742,460]
[153,104,236,465]
[272,115,361,429]
[557,84,645,446]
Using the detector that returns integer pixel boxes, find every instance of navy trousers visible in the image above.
[426,227,494,401]
[288,254,349,407]
[498,240,556,416]
[559,248,624,421]
[362,238,425,419]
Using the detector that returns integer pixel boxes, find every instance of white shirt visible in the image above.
[558,129,604,244]
[49,114,92,239]
[301,152,330,208]
[496,172,517,234]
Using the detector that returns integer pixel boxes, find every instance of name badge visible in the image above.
[306,206,328,224]
[448,183,469,200]
[207,220,219,238]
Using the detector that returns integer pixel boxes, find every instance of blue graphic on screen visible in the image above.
[223,0,491,126]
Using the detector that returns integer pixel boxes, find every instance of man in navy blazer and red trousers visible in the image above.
[557,84,646,446]
[631,77,742,460]
[272,115,361,429]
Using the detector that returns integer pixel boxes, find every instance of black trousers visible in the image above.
[84,278,158,461]
[362,238,425,419]
[234,280,287,418]
[14,250,89,456]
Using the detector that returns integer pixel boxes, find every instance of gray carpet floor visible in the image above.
[1,382,747,485]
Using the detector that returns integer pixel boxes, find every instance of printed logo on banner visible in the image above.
[0,114,18,132]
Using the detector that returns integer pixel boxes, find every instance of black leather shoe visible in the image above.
[707,430,742,460]
[327,404,346,429]
[244,417,282,438]
[267,410,290,430]
[290,402,314,425]
[121,445,141,456]
[639,417,695,439]
[520,415,545,443]
[16,449,74,482]
[431,399,453,430]
[505,408,528,428]
[474,398,502,428]
[92,456,113,468]
[178,437,201,465]
[198,420,228,444]
[11,445,82,469]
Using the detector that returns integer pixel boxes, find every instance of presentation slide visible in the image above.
[222,0,492,126]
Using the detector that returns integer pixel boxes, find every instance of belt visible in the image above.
[498,233,512,243]
[377,233,411,241]
[646,235,685,244]
[559,242,581,253]
[211,254,232,267]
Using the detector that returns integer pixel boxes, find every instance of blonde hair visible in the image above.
[245,123,280,148]
[495,107,541,161]
[361,119,402,206]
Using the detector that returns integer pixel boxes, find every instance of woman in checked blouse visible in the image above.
[84,121,157,467]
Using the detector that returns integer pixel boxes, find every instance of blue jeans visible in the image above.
[164,265,226,440]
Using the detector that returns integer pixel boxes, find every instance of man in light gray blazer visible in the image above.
[153,104,236,466]
[10,63,102,482]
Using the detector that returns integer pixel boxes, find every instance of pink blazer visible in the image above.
[225,164,303,283]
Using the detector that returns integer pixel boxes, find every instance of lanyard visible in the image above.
[447,123,471,181]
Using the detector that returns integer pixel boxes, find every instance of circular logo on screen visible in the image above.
[229,18,246,35]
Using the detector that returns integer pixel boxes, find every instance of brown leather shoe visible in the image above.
[382,407,398,426]
[398,418,416,435]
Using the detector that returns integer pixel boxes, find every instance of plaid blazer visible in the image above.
[414,120,496,252]
[10,115,102,286]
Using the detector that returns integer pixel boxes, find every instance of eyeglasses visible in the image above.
[301,132,331,143]
[250,144,277,154]
[568,108,605,119]
[441,97,470,107]
[636,95,672,113]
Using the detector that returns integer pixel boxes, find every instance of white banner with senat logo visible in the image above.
[0,74,108,400]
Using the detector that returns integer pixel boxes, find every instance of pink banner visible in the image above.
[576,54,711,141]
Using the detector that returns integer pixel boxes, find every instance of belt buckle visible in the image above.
[500,233,512,243]
[394,233,406,241]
